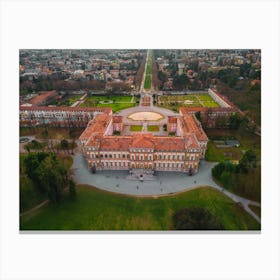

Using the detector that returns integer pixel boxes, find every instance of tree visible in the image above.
[35,155,64,203]
[238,149,257,173]
[24,152,70,204]
[158,71,168,83]
[24,152,48,182]
[173,74,189,90]
[173,207,224,230]
[60,139,69,149]
[228,113,243,130]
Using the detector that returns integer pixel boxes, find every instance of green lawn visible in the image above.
[202,101,220,107]
[80,95,137,112]
[20,185,260,230]
[158,94,220,111]
[147,125,159,132]
[144,75,151,90]
[130,125,142,131]
[196,94,216,101]
[144,53,152,90]
[205,141,243,162]
[49,94,82,106]
[205,128,261,162]
[94,102,135,112]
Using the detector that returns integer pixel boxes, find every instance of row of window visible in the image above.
[103,161,128,167]
[130,148,153,153]
[89,153,198,161]
[155,162,184,168]
[100,162,195,169]
[154,154,184,160]
[90,153,128,159]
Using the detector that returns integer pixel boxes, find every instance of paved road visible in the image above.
[72,153,260,223]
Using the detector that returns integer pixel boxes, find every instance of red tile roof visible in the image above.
[154,137,186,151]
[100,136,132,151]
[185,134,200,149]
[180,114,208,142]
[131,134,154,149]
[80,114,111,141]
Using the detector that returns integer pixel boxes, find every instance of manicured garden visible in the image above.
[158,94,220,111]
[80,95,138,112]
[147,125,159,132]
[130,125,159,132]
[49,94,82,106]
[144,75,151,90]
[130,125,142,132]
[20,185,260,230]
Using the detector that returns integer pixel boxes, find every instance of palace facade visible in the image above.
[79,109,208,174]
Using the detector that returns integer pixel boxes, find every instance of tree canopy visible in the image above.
[173,207,224,230]
[24,152,75,203]
[211,150,260,201]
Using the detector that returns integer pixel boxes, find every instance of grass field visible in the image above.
[205,141,243,162]
[80,95,137,112]
[49,94,82,106]
[144,75,151,90]
[147,125,160,132]
[20,185,260,230]
[158,94,220,111]
[144,53,152,90]
[205,127,261,162]
[130,125,142,132]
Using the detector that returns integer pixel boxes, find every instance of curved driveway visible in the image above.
[72,153,261,223]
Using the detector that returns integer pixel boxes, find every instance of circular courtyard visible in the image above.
[128,111,164,121]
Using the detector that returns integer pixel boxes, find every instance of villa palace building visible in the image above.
[78,110,208,174]
[20,88,237,174]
